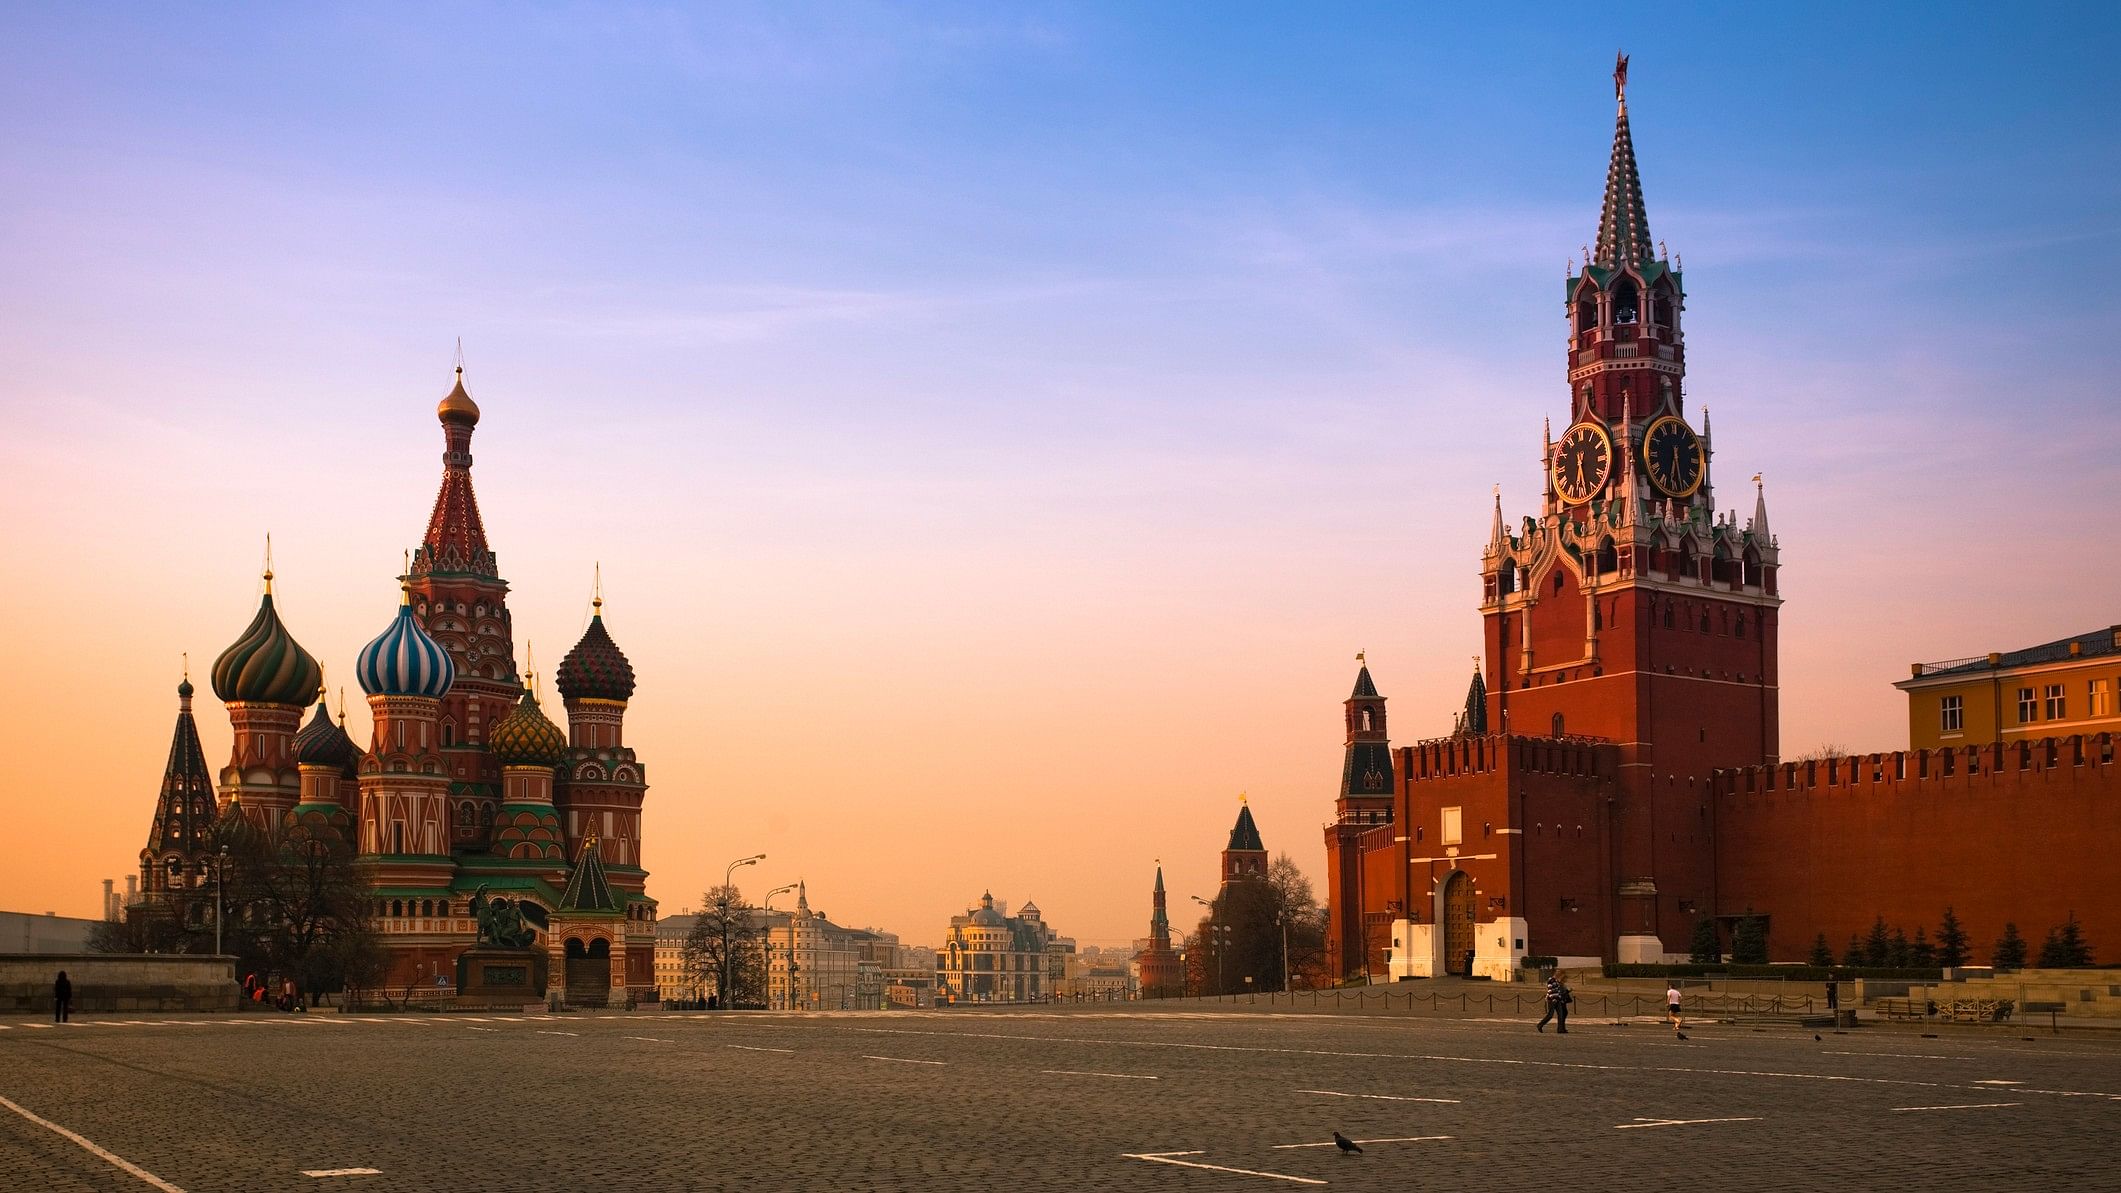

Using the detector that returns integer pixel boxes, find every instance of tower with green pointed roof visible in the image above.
[1220,796,1269,891]
[138,672,220,913]
[1324,657,1395,981]
[1136,863,1184,998]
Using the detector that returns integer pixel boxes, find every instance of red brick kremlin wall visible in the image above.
[1712,734,2119,962]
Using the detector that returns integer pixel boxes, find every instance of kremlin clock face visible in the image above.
[1551,421,1613,505]
[1642,414,1705,498]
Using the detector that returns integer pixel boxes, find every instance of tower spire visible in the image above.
[1594,50,1653,269]
[416,363,494,579]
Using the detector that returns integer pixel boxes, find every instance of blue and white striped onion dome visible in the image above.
[356,598,456,699]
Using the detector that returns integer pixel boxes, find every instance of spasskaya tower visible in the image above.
[1476,53,1783,963]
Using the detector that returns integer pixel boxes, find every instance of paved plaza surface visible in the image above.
[3,1005,2117,1191]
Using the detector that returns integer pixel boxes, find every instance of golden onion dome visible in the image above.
[437,367,480,426]
[490,683,567,768]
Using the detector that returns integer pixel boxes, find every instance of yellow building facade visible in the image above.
[1897,626,2121,749]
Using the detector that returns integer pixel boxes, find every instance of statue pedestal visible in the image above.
[457,947,548,1005]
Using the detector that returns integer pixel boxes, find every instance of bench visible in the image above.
[1875,997,1929,1021]
[2022,1000,2066,1032]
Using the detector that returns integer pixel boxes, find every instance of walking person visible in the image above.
[1537,975,1571,1033]
[1666,981,1684,1034]
[53,970,72,1023]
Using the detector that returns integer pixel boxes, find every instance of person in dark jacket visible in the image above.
[53,971,72,1023]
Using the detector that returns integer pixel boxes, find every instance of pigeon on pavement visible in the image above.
[1333,1132,1363,1155]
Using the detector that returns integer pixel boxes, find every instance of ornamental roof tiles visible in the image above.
[557,612,635,703]
[489,685,567,767]
[557,836,619,914]
[292,697,360,773]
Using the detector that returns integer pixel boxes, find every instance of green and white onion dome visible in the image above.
[355,593,456,699]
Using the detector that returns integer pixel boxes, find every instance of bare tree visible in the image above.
[682,883,767,1008]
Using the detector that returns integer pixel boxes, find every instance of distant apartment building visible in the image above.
[1897,626,2121,749]
[936,892,1068,1004]
[761,882,929,1010]
[653,912,701,1003]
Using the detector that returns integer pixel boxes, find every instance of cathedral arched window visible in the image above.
[1552,713,1566,738]
[391,900,403,917]
[1595,537,1618,575]
[1576,296,1597,334]
[1611,277,1639,324]
[1652,283,1674,329]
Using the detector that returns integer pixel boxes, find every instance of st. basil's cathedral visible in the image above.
[132,370,657,1003]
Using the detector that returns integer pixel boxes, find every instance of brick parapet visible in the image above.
[1711,733,2116,798]
[1401,733,1619,783]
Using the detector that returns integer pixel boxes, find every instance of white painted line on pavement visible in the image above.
[1297,1089,1460,1104]
[1975,1079,2024,1085]
[727,1044,794,1053]
[1123,1151,1324,1185]
[1822,1051,1965,1060]
[1042,1070,1158,1080]
[536,1030,579,1037]
[467,1027,499,1032]
[1893,1103,2021,1112]
[863,1055,945,1065]
[0,1092,187,1192]
[624,1037,673,1043]
[301,1168,382,1178]
[1273,1135,1450,1149]
[1615,1117,1761,1130]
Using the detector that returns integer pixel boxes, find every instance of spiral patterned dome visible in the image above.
[356,597,456,699]
[556,610,635,703]
[490,686,567,767]
[211,585,322,706]
[293,697,360,772]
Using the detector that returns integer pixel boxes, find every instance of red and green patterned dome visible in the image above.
[211,579,322,707]
[490,686,567,767]
[556,606,635,703]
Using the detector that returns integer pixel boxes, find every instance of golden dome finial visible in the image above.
[437,348,480,425]
[593,562,603,613]
[1239,791,1248,805]
[262,533,275,594]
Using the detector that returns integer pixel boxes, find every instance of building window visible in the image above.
[2045,684,2066,720]
[2018,687,2038,724]
[1441,807,1463,846]
[2090,679,2112,718]
[1939,696,1964,734]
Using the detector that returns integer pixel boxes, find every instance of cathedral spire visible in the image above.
[1594,51,1654,269]
[139,672,217,902]
[413,365,496,580]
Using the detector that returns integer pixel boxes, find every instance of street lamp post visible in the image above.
[1278,911,1290,993]
[1191,896,1229,997]
[719,854,765,1010]
[213,847,231,956]
[760,883,797,1009]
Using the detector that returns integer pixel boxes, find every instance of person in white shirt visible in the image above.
[1666,983,1684,1033]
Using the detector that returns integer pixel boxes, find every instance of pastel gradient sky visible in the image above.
[3,6,2116,944]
